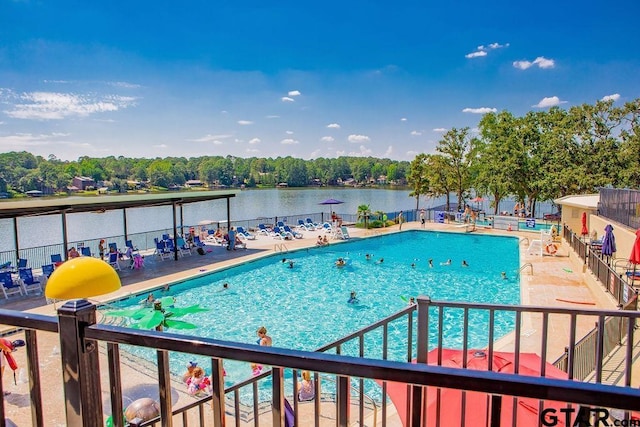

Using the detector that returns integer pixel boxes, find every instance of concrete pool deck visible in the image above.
[0,220,627,426]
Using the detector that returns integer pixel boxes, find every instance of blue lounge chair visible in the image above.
[18,267,43,294]
[0,271,24,298]
[272,226,293,240]
[176,237,192,257]
[236,226,256,240]
[257,224,272,236]
[41,264,55,278]
[283,225,303,239]
[81,246,92,257]
[155,239,172,260]
[18,258,28,269]
[107,252,121,271]
[51,254,63,264]
[305,218,320,230]
[297,219,312,231]
[193,236,205,247]
[125,240,139,256]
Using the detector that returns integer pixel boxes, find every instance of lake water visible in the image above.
[0,188,552,251]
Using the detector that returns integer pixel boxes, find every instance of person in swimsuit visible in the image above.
[256,326,272,346]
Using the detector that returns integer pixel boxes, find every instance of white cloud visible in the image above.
[383,146,393,157]
[288,90,301,97]
[532,96,566,108]
[281,97,295,102]
[348,134,371,143]
[281,138,299,145]
[513,56,555,70]
[285,130,293,135]
[487,42,509,50]
[190,134,232,143]
[0,132,68,148]
[602,93,621,102]
[3,91,137,120]
[310,149,322,158]
[433,127,447,132]
[248,138,261,144]
[327,123,341,129]
[265,115,280,119]
[153,144,168,148]
[462,107,497,114]
[465,50,487,59]
[400,117,407,121]
[109,81,141,89]
[410,130,422,136]
[320,136,334,142]
[237,120,253,125]
[346,145,373,156]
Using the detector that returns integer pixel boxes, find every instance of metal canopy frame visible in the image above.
[0,191,238,262]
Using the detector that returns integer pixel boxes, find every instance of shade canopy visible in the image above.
[601,224,617,257]
[379,348,568,427]
[45,257,121,299]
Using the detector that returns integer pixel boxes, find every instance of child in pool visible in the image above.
[348,291,359,304]
[186,366,211,395]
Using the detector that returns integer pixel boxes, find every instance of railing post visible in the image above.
[272,367,284,427]
[57,299,103,427]
[410,296,430,427]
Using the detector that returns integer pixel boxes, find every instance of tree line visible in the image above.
[0,152,409,195]
[408,98,640,215]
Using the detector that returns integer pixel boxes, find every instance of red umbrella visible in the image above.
[628,229,640,284]
[580,212,589,237]
[378,348,568,427]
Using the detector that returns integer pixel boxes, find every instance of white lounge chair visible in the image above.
[237,226,256,240]
[0,272,23,298]
[18,267,43,294]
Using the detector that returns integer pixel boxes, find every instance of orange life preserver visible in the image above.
[545,243,558,255]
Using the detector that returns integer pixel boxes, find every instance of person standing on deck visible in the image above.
[398,211,404,230]
[419,209,425,228]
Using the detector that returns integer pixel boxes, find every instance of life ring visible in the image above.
[545,243,558,255]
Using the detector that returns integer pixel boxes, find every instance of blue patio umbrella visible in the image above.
[601,224,617,264]
[319,198,344,222]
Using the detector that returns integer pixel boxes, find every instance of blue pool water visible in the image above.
[104,230,520,396]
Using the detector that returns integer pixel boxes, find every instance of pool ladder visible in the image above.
[274,243,289,253]
[520,263,533,275]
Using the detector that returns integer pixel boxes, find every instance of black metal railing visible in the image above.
[2,296,640,426]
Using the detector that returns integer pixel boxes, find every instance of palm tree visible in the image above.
[356,204,371,229]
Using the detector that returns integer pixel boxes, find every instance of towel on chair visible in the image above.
[132,254,145,269]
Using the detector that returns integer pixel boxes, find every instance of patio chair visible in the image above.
[107,252,121,271]
[0,272,24,298]
[283,225,303,239]
[0,261,11,271]
[176,237,192,257]
[155,240,172,260]
[108,242,118,253]
[305,218,321,230]
[193,236,205,247]
[257,224,272,236]
[18,268,43,294]
[236,226,256,240]
[297,219,313,231]
[81,246,92,257]
[18,258,28,269]
[41,264,55,278]
[51,253,63,266]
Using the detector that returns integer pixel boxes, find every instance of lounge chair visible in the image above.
[155,239,172,260]
[176,237,192,257]
[51,254,63,264]
[283,225,303,239]
[321,222,333,233]
[0,261,12,272]
[297,219,312,231]
[273,226,293,240]
[335,226,351,240]
[305,218,321,230]
[41,264,55,278]
[18,258,28,270]
[18,268,43,294]
[81,246,92,257]
[257,224,272,236]
[107,252,121,271]
[236,226,256,240]
[193,236,205,247]
[126,240,139,255]
[0,272,24,298]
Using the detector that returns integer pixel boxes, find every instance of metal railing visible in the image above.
[2,296,640,426]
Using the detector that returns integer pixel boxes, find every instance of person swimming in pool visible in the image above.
[348,291,359,304]
[440,259,451,266]
[365,253,372,261]
[256,326,272,346]
[462,260,469,267]
[376,258,384,264]
[501,272,508,280]
[288,260,294,268]
[336,257,346,267]
[428,259,433,268]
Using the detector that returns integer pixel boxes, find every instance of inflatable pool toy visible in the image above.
[124,398,160,422]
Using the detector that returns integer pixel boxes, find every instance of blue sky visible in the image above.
[1,0,639,162]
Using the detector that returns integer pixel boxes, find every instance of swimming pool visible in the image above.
[104,231,520,395]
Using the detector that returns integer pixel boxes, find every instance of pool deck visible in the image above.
[0,220,631,426]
